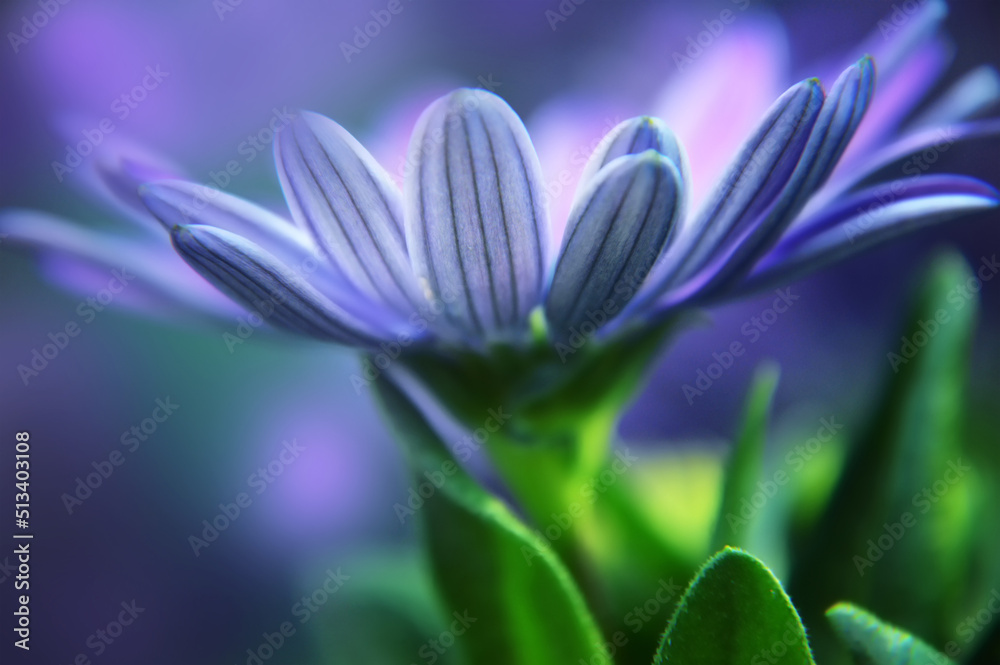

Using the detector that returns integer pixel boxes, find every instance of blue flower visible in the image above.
[3,5,997,358]
[154,60,997,352]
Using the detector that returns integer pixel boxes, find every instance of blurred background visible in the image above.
[1,0,998,663]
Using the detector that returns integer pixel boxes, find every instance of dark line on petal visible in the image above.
[479,111,519,327]
[462,115,503,330]
[625,123,643,156]
[546,184,603,325]
[561,165,641,327]
[603,166,668,306]
[416,122,463,333]
[725,94,817,237]
[700,94,794,228]
[501,118,545,296]
[819,73,868,180]
[356,144,406,236]
[445,114,485,336]
[181,231,370,344]
[310,127,412,310]
[288,128,395,307]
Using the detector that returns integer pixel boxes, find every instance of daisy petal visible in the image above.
[0,210,240,321]
[690,57,878,298]
[905,65,1000,131]
[545,151,683,340]
[93,150,184,229]
[855,0,947,82]
[576,116,690,195]
[139,179,343,292]
[832,36,949,179]
[405,88,550,342]
[793,57,876,207]
[170,224,393,346]
[275,111,421,314]
[735,175,1000,295]
[635,78,824,310]
[810,118,1000,209]
[681,78,823,269]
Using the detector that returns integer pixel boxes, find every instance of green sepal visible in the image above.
[373,377,610,665]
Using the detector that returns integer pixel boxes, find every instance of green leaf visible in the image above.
[711,363,780,551]
[826,602,955,665]
[373,377,610,665]
[789,252,980,654]
[655,547,815,665]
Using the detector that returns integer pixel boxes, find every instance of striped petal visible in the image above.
[575,116,690,198]
[810,118,1000,209]
[632,78,824,312]
[545,151,682,341]
[734,175,1000,296]
[789,57,876,210]
[404,88,550,342]
[275,110,422,314]
[679,57,877,300]
[675,78,824,276]
[139,179,348,295]
[171,224,394,346]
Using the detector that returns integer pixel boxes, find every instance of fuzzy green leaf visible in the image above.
[655,547,815,665]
